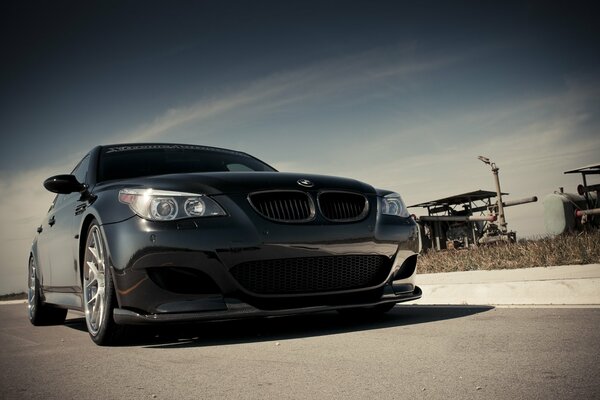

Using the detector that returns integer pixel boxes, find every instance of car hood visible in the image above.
[96,172,376,196]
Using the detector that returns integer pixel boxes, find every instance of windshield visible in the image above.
[97,144,276,182]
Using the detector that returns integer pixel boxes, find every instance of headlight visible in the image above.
[380,193,410,218]
[118,188,226,221]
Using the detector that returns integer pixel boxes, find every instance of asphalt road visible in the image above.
[1,303,598,400]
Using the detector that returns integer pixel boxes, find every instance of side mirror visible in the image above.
[43,175,85,194]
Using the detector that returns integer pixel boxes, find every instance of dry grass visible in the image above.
[418,231,600,274]
[0,292,26,301]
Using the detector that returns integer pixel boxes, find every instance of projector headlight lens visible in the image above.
[119,189,226,221]
[380,193,410,218]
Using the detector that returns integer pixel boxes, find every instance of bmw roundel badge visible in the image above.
[297,179,314,188]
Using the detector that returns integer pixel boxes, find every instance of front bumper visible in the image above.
[101,197,421,323]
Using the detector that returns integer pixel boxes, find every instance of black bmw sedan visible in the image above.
[29,143,421,345]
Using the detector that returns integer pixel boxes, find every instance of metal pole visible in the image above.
[491,162,507,233]
[469,196,538,213]
[576,208,600,217]
[419,215,497,222]
[581,173,591,208]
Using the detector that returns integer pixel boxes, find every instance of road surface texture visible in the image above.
[1,303,598,399]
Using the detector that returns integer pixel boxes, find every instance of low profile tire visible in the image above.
[28,257,67,326]
[83,221,126,345]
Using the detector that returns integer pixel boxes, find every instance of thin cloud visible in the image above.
[122,46,463,142]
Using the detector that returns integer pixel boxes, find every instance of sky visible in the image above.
[1,1,599,294]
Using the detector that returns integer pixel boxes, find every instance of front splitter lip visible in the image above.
[113,286,422,325]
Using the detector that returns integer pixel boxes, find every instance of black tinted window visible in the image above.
[71,154,90,184]
[98,145,275,182]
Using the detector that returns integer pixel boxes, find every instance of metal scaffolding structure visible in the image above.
[410,190,538,252]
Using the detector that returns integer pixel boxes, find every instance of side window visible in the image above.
[71,155,90,185]
[226,163,253,172]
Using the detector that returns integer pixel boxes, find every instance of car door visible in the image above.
[46,155,90,289]
[34,198,58,287]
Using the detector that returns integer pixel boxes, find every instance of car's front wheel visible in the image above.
[83,221,125,345]
[28,256,67,325]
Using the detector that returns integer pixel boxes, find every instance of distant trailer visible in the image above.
[410,190,537,252]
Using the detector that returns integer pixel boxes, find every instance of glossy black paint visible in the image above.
[43,174,86,194]
[31,143,421,323]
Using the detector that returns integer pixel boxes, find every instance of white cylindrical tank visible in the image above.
[543,192,596,235]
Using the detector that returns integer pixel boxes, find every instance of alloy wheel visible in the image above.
[83,225,107,336]
[28,257,37,320]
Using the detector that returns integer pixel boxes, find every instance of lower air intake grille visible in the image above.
[230,255,392,294]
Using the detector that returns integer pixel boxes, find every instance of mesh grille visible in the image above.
[248,191,313,222]
[318,192,368,221]
[230,255,392,294]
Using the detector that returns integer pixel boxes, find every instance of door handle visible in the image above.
[48,216,56,226]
